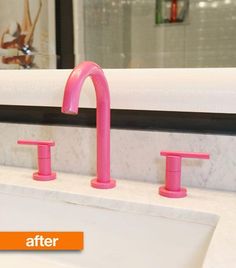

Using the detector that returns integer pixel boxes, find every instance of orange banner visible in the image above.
[0,232,84,251]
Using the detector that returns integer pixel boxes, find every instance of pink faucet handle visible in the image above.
[159,150,210,198]
[17,140,55,146]
[160,151,210,159]
[17,139,56,181]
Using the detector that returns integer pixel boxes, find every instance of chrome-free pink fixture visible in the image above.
[17,140,56,181]
[61,61,116,189]
[159,151,210,198]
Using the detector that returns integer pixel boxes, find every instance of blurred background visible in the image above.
[0,0,236,69]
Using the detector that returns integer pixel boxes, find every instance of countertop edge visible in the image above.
[0,68,236,113]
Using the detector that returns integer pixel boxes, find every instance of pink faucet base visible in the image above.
[91,178,116,189]
[33,172,56,181]
[159,186,187,198]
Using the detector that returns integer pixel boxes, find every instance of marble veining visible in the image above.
[0,123,235,192]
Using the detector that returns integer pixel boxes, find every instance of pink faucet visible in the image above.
[61,61,116,189]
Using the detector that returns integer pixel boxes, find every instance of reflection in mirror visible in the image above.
[1,0,236,69]
[0,0,56,69]
[74,0,236,68]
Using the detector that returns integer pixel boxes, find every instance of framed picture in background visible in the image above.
[0,0,56,69]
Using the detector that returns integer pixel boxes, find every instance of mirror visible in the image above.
[0,0,56,69]
[1,0,236,69]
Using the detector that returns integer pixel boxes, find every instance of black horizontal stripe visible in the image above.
[0,105,235,135]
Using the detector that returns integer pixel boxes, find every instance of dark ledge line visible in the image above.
[0,105,235,135]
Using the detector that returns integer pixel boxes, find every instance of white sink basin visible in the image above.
[0,254,74,268]
[0,193,215,268]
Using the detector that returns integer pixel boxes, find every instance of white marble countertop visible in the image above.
[0,165,235,268]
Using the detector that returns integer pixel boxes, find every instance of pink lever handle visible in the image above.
[17,140,55,146]
[17,140,56,181]
[160,151,209,159]
[159,150,210,198]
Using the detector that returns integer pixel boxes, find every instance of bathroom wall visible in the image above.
[75,0,236,68]
[130,0,236,67]
[81,0,131,68]
[1,122,235,192]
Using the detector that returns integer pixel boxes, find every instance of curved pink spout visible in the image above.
[62,61,116,189]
